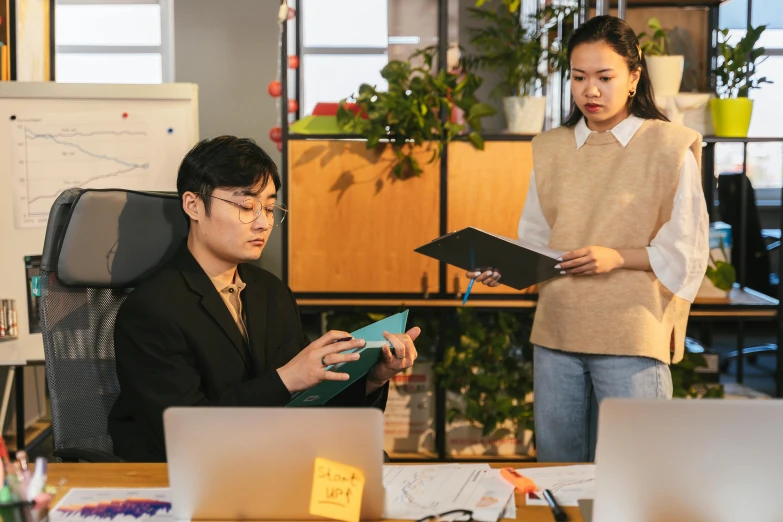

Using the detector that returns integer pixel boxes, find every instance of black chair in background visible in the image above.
[716,172,779,373]
[40,188,187,461]
[716,171,776,297]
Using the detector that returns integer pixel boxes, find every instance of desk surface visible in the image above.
[47,462,584,522]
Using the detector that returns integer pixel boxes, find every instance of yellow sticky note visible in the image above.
[309,457,365,522]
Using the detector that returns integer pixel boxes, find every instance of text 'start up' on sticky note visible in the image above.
[309,457,366,522]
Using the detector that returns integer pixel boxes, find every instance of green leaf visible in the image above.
[714,23,771,98]
[468,102,497,120]
[468,131,485,150]
[706,260,736,291]
[482,419,497,437]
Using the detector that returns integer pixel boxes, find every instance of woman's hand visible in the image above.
[466,269,502,287]
[557,246,624,276]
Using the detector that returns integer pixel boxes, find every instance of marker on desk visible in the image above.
[12,461,28,501]
[499,468,536,493]
[0,484,12,504]
[16,450,30,480]
[543,489,568,522]
[26,458,47,501]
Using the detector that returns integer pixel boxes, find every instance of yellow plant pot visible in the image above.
[710,98,753,137]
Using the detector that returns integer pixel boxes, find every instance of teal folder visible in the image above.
[286,310,409,407]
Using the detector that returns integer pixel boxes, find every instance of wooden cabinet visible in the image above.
[446,141,534,296]
[287,139,537,297]
[287,140,441,294]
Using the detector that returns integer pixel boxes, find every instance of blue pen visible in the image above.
[462,278,475,306]
[463,247,476,306]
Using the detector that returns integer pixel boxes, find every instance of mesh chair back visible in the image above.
[717,172,772,296]
[40,189,187,454]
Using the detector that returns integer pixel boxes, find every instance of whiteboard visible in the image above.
[0,83,199,363]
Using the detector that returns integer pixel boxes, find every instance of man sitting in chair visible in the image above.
[108,136,420,462]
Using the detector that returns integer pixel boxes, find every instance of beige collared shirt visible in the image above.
[208,269,248,342]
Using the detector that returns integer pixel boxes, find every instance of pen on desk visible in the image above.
[542,489,568,522]
[27,458,47,501]
[16,450,30,481]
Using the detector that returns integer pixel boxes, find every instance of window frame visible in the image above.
[297,0,389,118]
[720,1,783,200]
[54,0,174,83]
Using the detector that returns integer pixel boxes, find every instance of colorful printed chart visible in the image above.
[51,489,173,521]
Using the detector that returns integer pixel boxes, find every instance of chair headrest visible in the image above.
[41,189,189,287]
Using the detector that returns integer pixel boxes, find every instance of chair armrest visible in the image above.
[53,448,124,463]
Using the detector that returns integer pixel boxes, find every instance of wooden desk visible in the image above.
[47,462,584,522]
[691,286,779,317]
[297,286,778,317]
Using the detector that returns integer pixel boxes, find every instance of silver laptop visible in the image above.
[592,398,783,522]
[163,407,385,520]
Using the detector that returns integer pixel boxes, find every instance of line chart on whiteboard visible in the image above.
[11,119,164,228]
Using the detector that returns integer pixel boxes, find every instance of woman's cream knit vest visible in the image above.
[530,119,702,364]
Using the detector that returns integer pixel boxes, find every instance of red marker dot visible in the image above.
[122,112,129,118]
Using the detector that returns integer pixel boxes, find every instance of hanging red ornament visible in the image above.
[287,7,296,20]
[276,141,284,152]
[268,81,282,97]
[269,126,282,142]
[288,55,300,69]
[287,99,299,114]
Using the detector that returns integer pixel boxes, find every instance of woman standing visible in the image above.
[468,15,709,462]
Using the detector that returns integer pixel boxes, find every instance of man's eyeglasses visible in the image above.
[196,193,288,226]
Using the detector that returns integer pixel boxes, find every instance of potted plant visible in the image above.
[463,3,547,134]
[637,17,685,98]
[336,47,495,179]
[435,309,535,456]
[711,24,772,137]
[672,351,725,399]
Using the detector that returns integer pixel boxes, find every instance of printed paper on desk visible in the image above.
[50,488,173,522]
[520,465,595,507]
[382,464,490,520]
[310,457,365,522]
[473,469,516,522]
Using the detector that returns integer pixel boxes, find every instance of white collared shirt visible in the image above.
[518,115,709,303]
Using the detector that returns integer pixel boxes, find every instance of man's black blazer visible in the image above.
[108,244,387,462]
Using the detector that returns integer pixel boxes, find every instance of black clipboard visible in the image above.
[414,227,563,290]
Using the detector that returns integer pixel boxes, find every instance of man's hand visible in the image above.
[558,246,623,275]
[366,327,421,393]
[277,331,366,394]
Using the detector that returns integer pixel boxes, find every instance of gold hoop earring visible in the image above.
[629,90,637,98]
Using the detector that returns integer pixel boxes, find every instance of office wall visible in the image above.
[174,0,284,277]
[458,0,506,133]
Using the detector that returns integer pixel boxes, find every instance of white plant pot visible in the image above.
[646,55,684,97]
[502,96,546,134]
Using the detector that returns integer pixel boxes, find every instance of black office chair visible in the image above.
[40,188,188,462]
[716,172,779,373]
[717,171,777,296]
